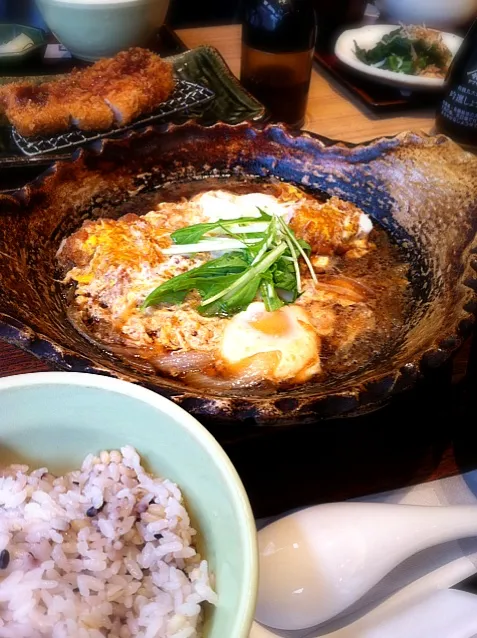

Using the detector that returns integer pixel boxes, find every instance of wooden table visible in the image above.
[1,25,476,517]
[180,25,436,142]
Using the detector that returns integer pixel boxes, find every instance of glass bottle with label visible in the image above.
[240,0,318,129]
[435,19,477,149]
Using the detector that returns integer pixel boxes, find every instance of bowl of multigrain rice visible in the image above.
[0,371,257,638]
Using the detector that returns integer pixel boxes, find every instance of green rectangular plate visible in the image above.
[170,45,266,126]
[0,43,267,191]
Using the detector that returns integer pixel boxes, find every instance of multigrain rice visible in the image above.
[0,446,217,638]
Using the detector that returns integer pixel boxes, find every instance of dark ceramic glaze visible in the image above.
[1,123,477,425]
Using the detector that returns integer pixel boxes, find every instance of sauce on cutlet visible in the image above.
[114,50,151,75]
[79,51,151,93]
[14,85,49,106]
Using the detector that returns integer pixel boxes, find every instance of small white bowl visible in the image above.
[376,0,477,31]
[334,24,463,91]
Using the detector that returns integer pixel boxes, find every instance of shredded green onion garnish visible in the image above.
[141,207,317,317]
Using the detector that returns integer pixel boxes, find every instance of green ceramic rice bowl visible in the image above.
[0,372,257,637]
[35,0,170,61]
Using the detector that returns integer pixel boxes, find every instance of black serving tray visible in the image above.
[313,48,444,113]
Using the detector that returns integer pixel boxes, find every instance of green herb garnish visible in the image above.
[141,207,317,317]
[354,26,451,77]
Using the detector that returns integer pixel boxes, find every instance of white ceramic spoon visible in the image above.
[254,502,477,631]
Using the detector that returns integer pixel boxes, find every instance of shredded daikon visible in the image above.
[0,33,35,55]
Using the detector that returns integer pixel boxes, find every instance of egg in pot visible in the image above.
[219,302,321,384]
[192,190,298,223]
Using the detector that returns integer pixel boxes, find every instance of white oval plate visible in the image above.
[334,24,463,91]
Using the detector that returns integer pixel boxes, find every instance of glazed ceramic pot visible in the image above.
[1,123,477,425]
[35,0,170,61]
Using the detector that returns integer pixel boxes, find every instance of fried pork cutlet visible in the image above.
[53,72,116,132]
[289,196,373,256]
[2,76,117,136]
[0,82,71,137]
[76,48,175,126]
[0,79,114,137]
[0,48,175,138]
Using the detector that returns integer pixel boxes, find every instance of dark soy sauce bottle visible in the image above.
[240,0,318,129]
[435,19,477,150]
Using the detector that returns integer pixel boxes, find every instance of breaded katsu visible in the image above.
[0,48,175,138]
[75,48,175,126]
[289,196,374,257]
[0,82,71,137]
[0,79,116,136]
[55,73,116,132]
